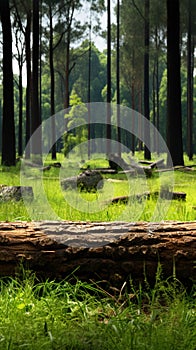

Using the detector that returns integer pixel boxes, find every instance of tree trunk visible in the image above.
[144,0,151,161]
[152,60,156,152]
[131,83,135,156]
[106,0,111,156]
[49,4,56,160]
[31,0,42,163]
[25,9,31,159]
[18,65,23,157]
[116,0,121,157]
[0,0,16,166]
[0,221,195,289]
[166,0,184,166]
[187,0,194,161]
[64,32,70,110]
[87,19,92,159]
[155,26,160,154]
[138,87,143,151]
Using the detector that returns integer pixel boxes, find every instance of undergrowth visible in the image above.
[0,269,195,350]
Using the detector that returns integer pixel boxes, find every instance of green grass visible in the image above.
[0,270,195,350]
[0,153,196,222]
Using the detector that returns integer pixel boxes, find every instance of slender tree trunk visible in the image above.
[25,10,31,159]
[49,4,56,160]
[106,0,111,156]
[187,0,194,161]
[166,0,184,166]
[116,0,121,157]
[0,0,16,166]
[144,0,151,160]
[131,84,135,155]
[18,65,23,157]
[138,87,143,151]
[155,26,160,154]
[64,34,70,110]
[152,61,156,152]
[31,0,42,163]
[39,0,42,150]
[88,15,92,159]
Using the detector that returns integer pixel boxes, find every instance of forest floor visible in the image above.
[0,153,196,349]
[0,152,196,222]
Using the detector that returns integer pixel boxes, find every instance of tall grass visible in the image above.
[0,270,195,350]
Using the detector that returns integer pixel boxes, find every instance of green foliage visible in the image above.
[63,91,88,158]
[70,40,107,103]
[159,66,196,151]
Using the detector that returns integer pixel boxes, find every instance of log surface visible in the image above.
[61,170,103,192]
[0,221,195,288]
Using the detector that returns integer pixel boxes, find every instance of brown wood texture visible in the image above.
[0,221,195,288]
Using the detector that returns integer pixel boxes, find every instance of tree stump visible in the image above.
[0,221,195,289]
[61,170,103,192]
[0,186,34,201]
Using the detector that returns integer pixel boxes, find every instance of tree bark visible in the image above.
[144,0,151,161]
[31,0,42,163]
[49,4,56,160]
[187,0,194,161]
[0,221,195,289]
[166,0,184,166]
[25,8,32,159]
[61,170,103,192]
[116,0,121,157]
[0,0,16,166]
[18,61,23,157]
[106,0,111,156]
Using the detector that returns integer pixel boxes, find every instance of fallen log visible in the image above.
[150,159,165,169]
[108,192,151,204]
[109,191,186,204]
[108,154,130,171]
[157,166,196,173]
[108,154,155,177]
[139,158,165,169]
[80,167,117,175]
[0,221,195,289]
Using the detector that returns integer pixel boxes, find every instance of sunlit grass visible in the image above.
[0,153,196,222]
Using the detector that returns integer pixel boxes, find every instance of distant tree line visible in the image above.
[0,0,195,166]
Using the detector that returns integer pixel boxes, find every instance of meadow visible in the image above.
[0,152,196,222]
[0,153,196,349]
